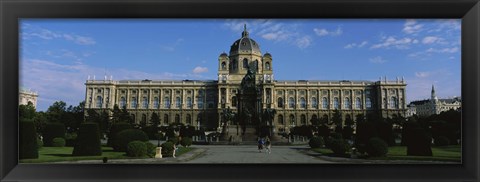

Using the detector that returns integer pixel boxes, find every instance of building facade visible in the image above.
[19,88,38,108]
[407,85,461,117]
[84,26,407,132]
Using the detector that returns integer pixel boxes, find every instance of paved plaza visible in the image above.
[184,145,331,163]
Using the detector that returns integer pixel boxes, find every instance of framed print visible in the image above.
[1,0,479,181]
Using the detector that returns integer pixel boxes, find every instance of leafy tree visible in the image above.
[47,101,67,123]
[64,102,85,132]
[85,109,100,123]
[149,112,161,127]
[19,102,36,120]
[33,111,48,135]
[331,110,343,133]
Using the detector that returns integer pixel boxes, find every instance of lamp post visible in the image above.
[157,130,161,147]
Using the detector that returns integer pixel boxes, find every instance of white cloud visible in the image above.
[295,36,312,49]
[22,25,96,45]
[223,19,312,49]
[370,36,418,49]
[415,72,430,78]
[160,38,184,52]
[313,27,343,37]
[421,36,447,45]
[369,56,387,64]
[426,47,459,53]
[344,41,368,49]
[192,66,209,74]
[403,19,423,34]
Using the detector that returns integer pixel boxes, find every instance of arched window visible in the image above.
[131,114,136,123]
[176,97,181,108]
[164,97,170,108]
[355,97,362,109]
[390,97,398,109]
[289,97,295,108]
[265,62,271,70]
[187,97,192,108]
[289,114,295,125]
[366,98,372,109]
[344,97,351,109]
[120,97,126,108]
[278,115,284,125]
[277,97,284,108]
[301,114,306,125]
[221,62,226,70]
[322,114,329,123]
[243,58,248,68]
[300,97,306,108]
[142,97,148,109]
[131,97,137,108]
[232,59,237,70]
[96,96,103,108]
[186,114,192,125]
[254,60,259,71]
[197,97,204,109]
[311,97,318,108]
[322,97,328,109]
[231,96,237,107]
[153,97,159,109]
[334,97,339,109]
[175,114,180,123]
[164,114,169,125]
[311,114,318,124]
[142,114,147,125]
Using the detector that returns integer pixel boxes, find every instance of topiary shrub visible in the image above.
[51,137,66,147]
[407,128,433,156]
[72,123,102,156]
[43,123,65,146]
[126,141,147,157]
[65,132,78,147]
[366,137,388,157]
[167,137,179,145]
[309,136,324,149]
[434,136,450,146]
[143,126,159,140]
[161,142,175,157]
[329,139,350,155]
[107,122,132,147]
[20,120,38,159]
[113,129,149,152]
[180,137,192,147]
[145,142,156,157]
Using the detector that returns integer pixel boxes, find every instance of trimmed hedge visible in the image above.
[126,141,147,157]
[434,136,450,146]
[329,139,350,155]
[72,123,102,156]
[180,137,192,147]
[145,142,156,157]
[43,123,65,146]
[309,136,324,149]
[113,129,149,152]
[107,122,133,147]
[366,137,388,157]
[20,120,38,159]
[161,142,175,157]
[52,137,66,147]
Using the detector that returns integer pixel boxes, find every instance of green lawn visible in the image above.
[312,145,461,162]
[20,146,194,163]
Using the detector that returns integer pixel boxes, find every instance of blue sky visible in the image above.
[20,19,461,111]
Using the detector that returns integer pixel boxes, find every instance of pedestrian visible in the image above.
[265,137,271,154]
[172,143,178,158]
[258,138,264,153]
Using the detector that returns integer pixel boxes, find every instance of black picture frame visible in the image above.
[1,0,479,181]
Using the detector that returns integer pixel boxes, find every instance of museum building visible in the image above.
[84,26,407,132]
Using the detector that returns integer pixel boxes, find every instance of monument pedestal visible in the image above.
[155,147,162,158]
